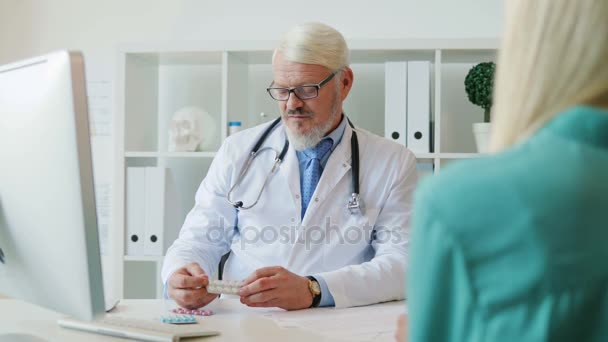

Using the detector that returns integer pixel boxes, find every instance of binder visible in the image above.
[143,167,182,256]
[125,167,145,256]
[384,62,408,146]
[407,61,431,153]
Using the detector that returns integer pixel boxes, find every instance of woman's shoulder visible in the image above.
[414,146,536,232]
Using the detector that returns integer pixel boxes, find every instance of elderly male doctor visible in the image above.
[162,22,418,310]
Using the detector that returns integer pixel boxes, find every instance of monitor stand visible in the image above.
[0,334,49,342]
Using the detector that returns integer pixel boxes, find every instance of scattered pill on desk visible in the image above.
[160,315,198,324]
[171,308,215,316]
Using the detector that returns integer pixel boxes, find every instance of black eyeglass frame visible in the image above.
[266,71,339,101]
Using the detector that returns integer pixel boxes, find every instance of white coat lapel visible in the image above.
[276,126,302,219]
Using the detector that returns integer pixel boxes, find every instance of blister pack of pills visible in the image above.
[206,279,245,295]
[160,315,197,324]
[171,308,214,316]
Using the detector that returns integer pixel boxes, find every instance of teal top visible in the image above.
[408,106,608,342]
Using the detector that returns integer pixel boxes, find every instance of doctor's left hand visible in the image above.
[238,266,313,310]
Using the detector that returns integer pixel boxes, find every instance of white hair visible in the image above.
[272,22,350,71]
[490,0,608,152]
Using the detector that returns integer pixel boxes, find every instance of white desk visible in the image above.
[0,298,405,341]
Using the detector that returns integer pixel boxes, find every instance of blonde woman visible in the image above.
[403,0,608,341]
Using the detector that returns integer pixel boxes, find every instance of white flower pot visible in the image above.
[473,122,491,153]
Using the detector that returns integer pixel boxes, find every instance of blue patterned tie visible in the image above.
[301,139,333,219]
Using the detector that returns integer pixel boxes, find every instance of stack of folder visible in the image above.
[126,167,182,256]
[384,61,432,154]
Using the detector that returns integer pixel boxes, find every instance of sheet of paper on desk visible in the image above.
[262,301,407,342]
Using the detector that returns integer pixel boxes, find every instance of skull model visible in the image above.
[168,106,216,152]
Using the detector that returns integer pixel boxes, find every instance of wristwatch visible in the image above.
[306,276,322,308]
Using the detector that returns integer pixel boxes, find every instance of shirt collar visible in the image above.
[325,114,348,152]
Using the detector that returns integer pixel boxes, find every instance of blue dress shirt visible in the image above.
[295,115,348,307]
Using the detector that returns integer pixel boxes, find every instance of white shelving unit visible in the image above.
[113,39,498,299]
[124,151,217,158]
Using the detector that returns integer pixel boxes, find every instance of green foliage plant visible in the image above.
[464,62,496,123]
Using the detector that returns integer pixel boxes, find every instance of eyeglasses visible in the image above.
[266,71,338,101]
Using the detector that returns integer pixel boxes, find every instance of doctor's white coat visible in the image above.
[161,120,418,308]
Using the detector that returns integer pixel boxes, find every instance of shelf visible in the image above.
[124,255,163,262]
[122,151,482,159]
[163,152,217,158]
[348,38,499,50]
[126,51,223,66]
[415,153,437,159]
[440,49,498,63]
[350,50,435,64]
[125,151,217,158]
[415,153,482,159]
[116,40,499,299]
[119,38,498,54]
[125,151,158,157]
[439,153,483,159]
[124,151,480,160]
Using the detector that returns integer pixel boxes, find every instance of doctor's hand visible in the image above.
[238,266,313,310]
[167,262,219,310]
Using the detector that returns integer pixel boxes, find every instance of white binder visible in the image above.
[407,61,431,153]
[126,167,145,256]
[143,167,182,256]
[384,62,408,146]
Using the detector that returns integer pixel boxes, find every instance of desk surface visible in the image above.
[0,298,405,341]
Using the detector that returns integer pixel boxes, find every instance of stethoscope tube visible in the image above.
[347,118,359,195]
[346,119,362,214]
[251,118,284,155]
[226,116,362,214]
[226,118,288,209]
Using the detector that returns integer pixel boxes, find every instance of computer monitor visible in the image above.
[0,51,105,321]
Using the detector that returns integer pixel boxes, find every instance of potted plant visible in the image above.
[464,61,495,152]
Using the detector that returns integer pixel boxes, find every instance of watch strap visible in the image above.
[306,276,322,308]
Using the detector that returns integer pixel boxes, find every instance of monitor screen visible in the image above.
[0,51,105,321]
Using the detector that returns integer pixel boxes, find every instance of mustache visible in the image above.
[285,109,314,116]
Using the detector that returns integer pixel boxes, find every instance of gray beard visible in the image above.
[284,116,335,151]
[283,101,341,151]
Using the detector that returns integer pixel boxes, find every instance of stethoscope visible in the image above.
[226,116,362,215]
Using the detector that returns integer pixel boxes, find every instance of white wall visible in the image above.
[1,0,503,67]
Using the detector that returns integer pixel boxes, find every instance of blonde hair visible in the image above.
[273,22,350,71]
[490,0,608,152]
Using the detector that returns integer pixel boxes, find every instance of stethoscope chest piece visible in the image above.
[347,193,364,215]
